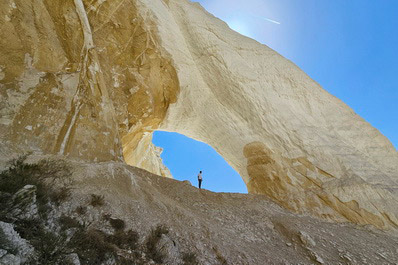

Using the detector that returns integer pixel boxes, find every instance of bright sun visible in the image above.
[226,19,252,38]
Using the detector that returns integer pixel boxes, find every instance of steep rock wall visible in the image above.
[136,0,398,228]
[0,0,397,228]
[0,0,175,177]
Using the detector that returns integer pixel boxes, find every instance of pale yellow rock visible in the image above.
[0,0,397,228]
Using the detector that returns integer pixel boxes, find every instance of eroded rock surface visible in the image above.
[2,158,398,265]
[0,0,397,229]
[0,221,34,264]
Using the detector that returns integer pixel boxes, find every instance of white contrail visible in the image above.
[251,14,281,25]
[263,17,281,25]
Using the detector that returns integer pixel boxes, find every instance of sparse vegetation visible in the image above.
[0,155,72,219]
[183,251,199,265]
[59,215,81,229]
[217,254,228,265]
[75,205,87,215]
[69,228,116,264]
[109,217,126,231]
[0,156,153,264]
[146,225,170,263]
[107,229,140,250]
[0,156,200,265]
[33,229,67,264]
[213,246,228,265]
[0,156,73,264]
[13,218,67,264]
[50,186,71,205]
[0,155,71,195]
[103,213,112,221]
[90,194,105,207]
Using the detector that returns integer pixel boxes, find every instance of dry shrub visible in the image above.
[50,186,71,205]
[183,251,199,265]
[109,218,126,231]
[107,229,140,250]
[75,205,87,215]
[213,246,228,265]
[0,156,71,215]
[90,194,105,207]
[69,228,115,264]
[59,215,81,229]
[146,225,169,263]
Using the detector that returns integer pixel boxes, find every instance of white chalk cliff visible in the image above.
[0,0,397,229]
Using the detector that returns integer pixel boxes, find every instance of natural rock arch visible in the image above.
[0,0,397,229]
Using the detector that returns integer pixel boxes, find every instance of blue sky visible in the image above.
[153,132,247,193]
[153,0,397,193]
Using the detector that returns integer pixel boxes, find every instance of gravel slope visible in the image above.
[64,160,398,265]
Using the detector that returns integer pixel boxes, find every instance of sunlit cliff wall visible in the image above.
[1,0,397,228]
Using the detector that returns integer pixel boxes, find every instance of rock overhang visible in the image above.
[0,0,397,229]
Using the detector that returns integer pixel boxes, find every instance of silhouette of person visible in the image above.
[198,171,203,189]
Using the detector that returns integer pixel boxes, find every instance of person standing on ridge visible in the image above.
[198,171,203,189]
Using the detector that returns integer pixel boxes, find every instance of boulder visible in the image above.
[0,222,34,264]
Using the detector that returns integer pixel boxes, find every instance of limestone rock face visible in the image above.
[0,0,177,177]
[0,0,397,228]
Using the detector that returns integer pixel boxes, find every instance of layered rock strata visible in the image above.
[0,0,397,228]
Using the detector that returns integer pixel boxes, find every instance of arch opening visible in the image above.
[152,131,247,194]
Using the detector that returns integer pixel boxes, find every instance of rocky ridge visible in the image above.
[1,157,398,265]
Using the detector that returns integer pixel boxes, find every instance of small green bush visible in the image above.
[14,218,43,240]
[0,155,72,219]
[69,228,115,264]
[0,156,74,264]
[34,229,67,264]
[14,218,67,264]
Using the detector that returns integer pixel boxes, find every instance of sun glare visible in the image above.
[226,19,253,38]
